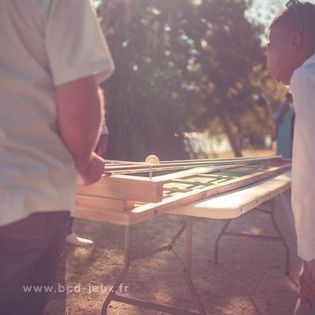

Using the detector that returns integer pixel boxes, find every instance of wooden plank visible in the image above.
[198,174,235,179]
[151,165,238,183]
[127,164,291,225]
[169,171,291,219]
[158,156,283,165]
[164,187,192,193]
[75,206,131,225]
[76,195,134,212]
[76,174,163,203]
[170,179,210,185]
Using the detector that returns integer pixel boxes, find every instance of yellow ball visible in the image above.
[145,154,160,164]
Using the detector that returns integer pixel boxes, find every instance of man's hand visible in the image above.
[76,152,105,186]
[298,260,315,309]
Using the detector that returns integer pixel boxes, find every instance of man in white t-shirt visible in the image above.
[0,1,114,313]
[267,1,315,314]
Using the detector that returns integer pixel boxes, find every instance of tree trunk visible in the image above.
[218,111,242,157]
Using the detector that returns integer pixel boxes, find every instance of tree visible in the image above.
[100,0,285,160]
[101,0,196,161]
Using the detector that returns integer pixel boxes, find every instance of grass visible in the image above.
[45,148,299,315]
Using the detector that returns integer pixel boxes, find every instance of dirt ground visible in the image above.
[44,191,300,315]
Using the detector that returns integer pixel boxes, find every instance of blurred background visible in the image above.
[94,0,311,161]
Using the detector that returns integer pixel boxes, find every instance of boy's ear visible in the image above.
[291,31,303,51]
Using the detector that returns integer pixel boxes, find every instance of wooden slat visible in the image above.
[151,165,238,182]
[76,195,134,212]
[198,174,235,179]
[168,171,291,219]
[75,206,131,225]
[158,156,283,165]
[127,163,291,225]
[170,179,209,185]
[77,174,163,203]
[164,187,191,193]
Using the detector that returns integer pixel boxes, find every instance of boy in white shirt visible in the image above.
[267,1,315,313]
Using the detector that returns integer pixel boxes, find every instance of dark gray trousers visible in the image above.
[0,211,70,315]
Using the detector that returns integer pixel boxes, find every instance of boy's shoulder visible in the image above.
[291,56,315,88]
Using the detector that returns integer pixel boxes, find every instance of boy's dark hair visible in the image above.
[270,1,315,37]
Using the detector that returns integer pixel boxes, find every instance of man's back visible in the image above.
[0,0,77,226]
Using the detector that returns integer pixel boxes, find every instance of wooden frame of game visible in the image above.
[75,156,291,225]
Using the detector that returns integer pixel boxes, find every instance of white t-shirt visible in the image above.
[290,53,315,261]
[0,0,114,226]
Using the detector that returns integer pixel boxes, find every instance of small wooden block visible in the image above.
[74,195,134,225]
[77,174,163,202]
[76,195,134,212]
[74,207,131,225]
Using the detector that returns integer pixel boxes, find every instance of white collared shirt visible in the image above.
[290,53,315,261]
[0,0,114,226]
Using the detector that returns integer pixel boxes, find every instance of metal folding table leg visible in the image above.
[214,220,231,264]
[101,220,207,314]
[270,200,290,275]
[184,217,208,315]
[212,197,291,275]
[101,226,131,314]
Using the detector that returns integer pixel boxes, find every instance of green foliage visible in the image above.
[101,0,285,160]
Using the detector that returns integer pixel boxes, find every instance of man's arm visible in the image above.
[56,75,105,185]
